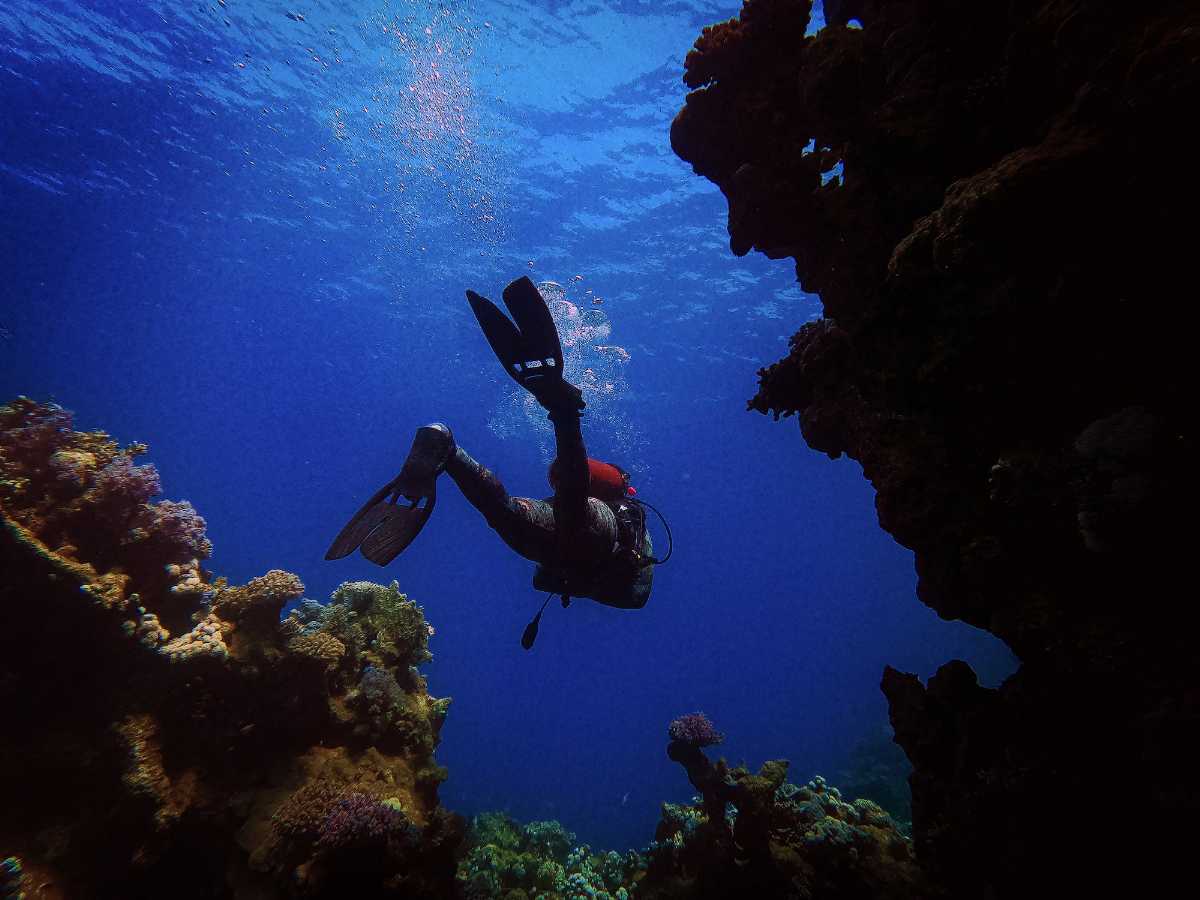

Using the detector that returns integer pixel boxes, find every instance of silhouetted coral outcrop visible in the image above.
[673,1,1199,896]
[0,398,460,898]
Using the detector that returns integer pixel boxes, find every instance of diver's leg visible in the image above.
[444,444,556,563]
[547,407,590,560]
[444,438,616,566]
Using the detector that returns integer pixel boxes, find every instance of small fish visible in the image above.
[621,791,630,806]
[0,325,11,340]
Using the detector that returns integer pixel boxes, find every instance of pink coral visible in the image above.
[135,499,212,561]
[317,793,416,851]
[668,712,724,748]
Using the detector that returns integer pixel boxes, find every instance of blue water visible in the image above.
[0,0,1014,850]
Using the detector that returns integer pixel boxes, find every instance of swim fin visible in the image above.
[325,424,451,566]
[466,277,583,413]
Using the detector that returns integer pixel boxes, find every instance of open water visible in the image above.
[0,0,1015,850]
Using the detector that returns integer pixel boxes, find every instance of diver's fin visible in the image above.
[466,278,582,413]
[501,276,563,372]
[324,483,437,565]
[467,279,563,387]
[325,482,395,560]
[466,289,524,379]
[325,424,452,565]
[359,493,436,565]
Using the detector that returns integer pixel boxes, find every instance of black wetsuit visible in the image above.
[444,409,653,609]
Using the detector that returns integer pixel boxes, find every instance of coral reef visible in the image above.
[648,717,932,899]
[0,399,460,898]
[672,1,1199,895]
[456,812,645,899]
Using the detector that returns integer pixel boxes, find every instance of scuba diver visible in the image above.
[326,276,668,648]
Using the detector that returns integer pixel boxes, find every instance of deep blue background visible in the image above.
[0,0,1014,849]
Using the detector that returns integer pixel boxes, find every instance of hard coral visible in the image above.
[331,580,433,668]
[271,779,346,844]
[0,399,459,898]
[654,721,930,898]
[0,398,212,630]
[212,569,304,623]
[456,814,644,900]
[286,630,347,672]
[316,792,419,852]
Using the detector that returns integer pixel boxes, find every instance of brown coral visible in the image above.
[287,630,348,671]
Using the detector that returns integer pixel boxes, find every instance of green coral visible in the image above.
[282,580,438,692]
[329,580,432,668]
[456,814,645,900]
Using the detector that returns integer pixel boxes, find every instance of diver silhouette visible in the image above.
[326,276,665,646]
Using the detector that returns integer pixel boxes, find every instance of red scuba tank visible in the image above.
[548,457,629,502]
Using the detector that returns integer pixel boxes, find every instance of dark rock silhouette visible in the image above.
[673,1,1198,896]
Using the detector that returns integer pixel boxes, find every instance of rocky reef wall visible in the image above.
[0,398,461,898]
[672,1,1198,896]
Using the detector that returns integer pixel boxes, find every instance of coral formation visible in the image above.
[456,812,645,899]
[648,719,931,899]
[0,399,459,897]
[666,712,723,748]
[672,1,1199,895]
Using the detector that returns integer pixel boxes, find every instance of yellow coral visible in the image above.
[287,631,347,670]
[212,569,304,622]
[48,448,97,487]
[114,714,205,829]
[161,613,230,662]
[166,558,208,600]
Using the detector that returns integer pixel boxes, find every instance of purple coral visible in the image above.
[668,712,724,748]
[0,399,72,454]
[138,499,213,560]
[90,455,163,507]
[317,793,415,850]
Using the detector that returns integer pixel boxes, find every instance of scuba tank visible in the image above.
[522,459,674,647]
